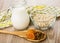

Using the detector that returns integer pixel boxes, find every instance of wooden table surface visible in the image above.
[0,0,60,43]
[0,18,60,43]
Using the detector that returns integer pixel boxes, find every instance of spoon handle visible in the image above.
[0,30,17,35]
[0,30,26,37]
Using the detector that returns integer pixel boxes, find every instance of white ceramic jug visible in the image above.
[11,5,30,30]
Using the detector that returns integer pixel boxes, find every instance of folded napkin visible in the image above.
[0,9,12,28]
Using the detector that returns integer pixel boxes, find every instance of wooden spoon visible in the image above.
[0,29,46,42]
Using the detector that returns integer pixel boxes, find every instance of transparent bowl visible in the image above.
[27,6,57,30]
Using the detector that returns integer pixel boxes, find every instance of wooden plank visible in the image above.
[0,17,60,43]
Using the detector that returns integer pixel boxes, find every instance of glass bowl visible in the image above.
[27,6,57,30]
